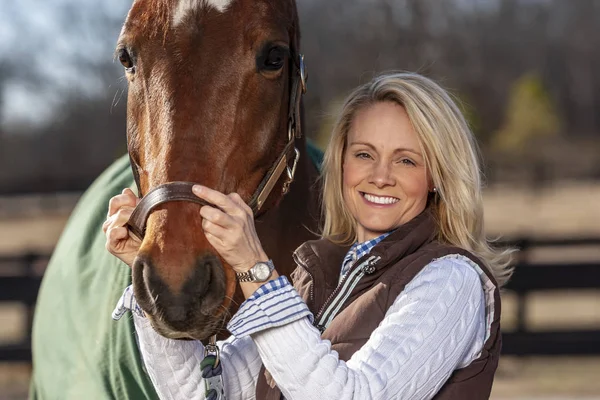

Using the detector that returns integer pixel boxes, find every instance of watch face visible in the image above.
[252,262,271,281]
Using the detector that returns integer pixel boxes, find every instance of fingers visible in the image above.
[227,192,253,217]
[199,204,234,228]
[193,186,254,227]
[202,213,256,262]
[193,185,249,215]
[201,219,227,246]
[102,208,135,233]
[193,185,231,210]
[108,189,139,217]
[194,187,266,271]
[122,187,137,197]
[106,225,129,246]
[104,189,141,267]
[105,223,140,267]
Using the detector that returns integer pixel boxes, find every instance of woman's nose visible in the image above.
[369,161,394,187]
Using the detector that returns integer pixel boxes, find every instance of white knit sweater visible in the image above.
[126,254,492,400]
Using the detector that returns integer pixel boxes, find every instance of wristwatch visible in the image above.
[235,260,275,283]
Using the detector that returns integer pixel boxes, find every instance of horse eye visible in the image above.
[260,46,286,71]
[118,48,134,70]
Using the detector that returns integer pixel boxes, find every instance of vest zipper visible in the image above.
[314,254,380,333]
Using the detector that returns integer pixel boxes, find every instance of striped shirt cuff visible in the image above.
[112,285,146,320]
[227,276,313,338]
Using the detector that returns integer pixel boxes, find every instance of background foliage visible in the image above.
[1,0,599,193]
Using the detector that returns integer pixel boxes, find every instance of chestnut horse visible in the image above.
[115,0,320,341]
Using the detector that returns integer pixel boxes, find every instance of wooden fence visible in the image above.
[0,238,599,362]
[0,253,48,362]
[501,238,600,355]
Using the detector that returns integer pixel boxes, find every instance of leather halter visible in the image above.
[126,54,308,241]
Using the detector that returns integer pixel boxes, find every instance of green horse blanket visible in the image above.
[30,143,323,399]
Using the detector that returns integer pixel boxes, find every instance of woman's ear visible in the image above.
[427,173,436,193]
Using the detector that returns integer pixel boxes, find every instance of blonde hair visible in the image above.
[321,72,514,286]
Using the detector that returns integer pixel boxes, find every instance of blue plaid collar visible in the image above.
[340,232,392,279]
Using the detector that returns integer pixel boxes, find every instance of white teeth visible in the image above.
[363,193,399,205]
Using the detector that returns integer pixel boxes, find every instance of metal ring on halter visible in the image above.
[299,54,307,94]
[288,148,300,180]
[204,335,220,367]
[282,148,300,195]
[287,119,294,142]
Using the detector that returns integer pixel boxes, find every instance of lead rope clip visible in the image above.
[201,335,225,400]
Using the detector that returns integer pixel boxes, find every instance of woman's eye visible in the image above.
[399,158,416,166]
[356,152,372,160]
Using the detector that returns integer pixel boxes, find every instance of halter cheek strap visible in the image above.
[126,54,307,240]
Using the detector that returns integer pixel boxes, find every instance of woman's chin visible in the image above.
[356,222,397,239]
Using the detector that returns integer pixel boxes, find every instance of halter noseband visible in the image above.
[126,54,308,240]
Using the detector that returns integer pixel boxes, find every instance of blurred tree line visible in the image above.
[1,0,599,194]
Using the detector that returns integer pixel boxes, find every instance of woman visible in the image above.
[104,72,513,400]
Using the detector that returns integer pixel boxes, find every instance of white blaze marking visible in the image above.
[173,0,233,27]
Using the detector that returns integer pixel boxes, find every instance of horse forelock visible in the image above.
[128,0,299,43]
[128,0,176,39]
[173,0,235,27]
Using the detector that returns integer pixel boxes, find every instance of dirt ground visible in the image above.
[0,182,599,399]
[493,356,600,399]
[1,358,600,400]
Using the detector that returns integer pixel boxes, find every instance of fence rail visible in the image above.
[0,253,49,362]
[0,238,599,362]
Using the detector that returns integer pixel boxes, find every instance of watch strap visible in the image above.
[235,260,274,282]
[236,271,254,283]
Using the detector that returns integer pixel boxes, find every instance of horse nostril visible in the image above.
[131,255,158,310]
[187,255,217,299]
[133,256,147,287]
[189,254,226,315]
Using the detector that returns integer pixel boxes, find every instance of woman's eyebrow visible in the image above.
[350,141,422,156]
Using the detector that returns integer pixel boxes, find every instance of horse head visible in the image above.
[116,0,304,340]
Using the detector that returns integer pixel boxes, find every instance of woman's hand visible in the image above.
[103,188,142,267]
[192,185,268,273]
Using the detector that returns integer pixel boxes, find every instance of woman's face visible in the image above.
[343,101,431,242]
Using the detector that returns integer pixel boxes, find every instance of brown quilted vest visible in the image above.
[256,209,502,399]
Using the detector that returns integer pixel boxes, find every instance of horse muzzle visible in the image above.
[131,252,228,340]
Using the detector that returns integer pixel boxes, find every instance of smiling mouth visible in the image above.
[360,192,400,205]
